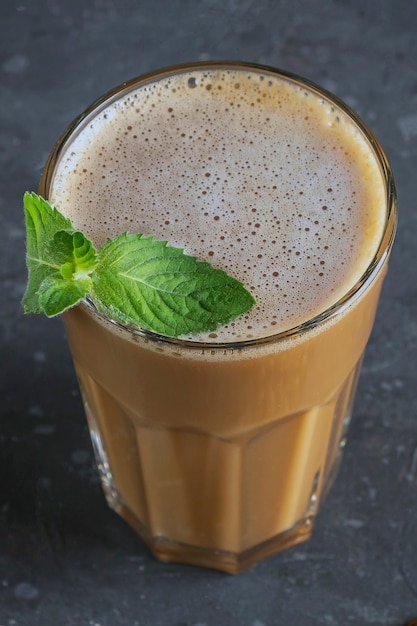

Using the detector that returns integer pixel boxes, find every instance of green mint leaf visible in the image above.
[47,230,98,278]
[91,233,256,337]
[22,192,72,313]
[22,193,256,336]
[22,192,97,316]
[38,275,93,316]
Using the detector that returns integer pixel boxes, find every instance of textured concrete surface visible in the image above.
[1,1,416,624]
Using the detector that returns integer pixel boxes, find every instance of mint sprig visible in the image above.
[22,192,256,338]
[22,193,97,315]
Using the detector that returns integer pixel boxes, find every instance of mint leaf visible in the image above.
[22,193,256,337]
[22,192,97,316]
[22,192,72,313]
[38,274,93,316]
[47,230,97,276]
[91,233,256,337]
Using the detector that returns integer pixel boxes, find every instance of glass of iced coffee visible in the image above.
[39,62,396,573]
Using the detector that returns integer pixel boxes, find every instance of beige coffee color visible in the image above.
[45,64,391,572]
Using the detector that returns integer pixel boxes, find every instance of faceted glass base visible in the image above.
[114,497,313,574]
[76,357,362,573]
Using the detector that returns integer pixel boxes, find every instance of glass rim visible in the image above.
[39,60,398,351]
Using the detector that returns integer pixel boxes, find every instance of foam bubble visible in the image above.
[50,67,386,342]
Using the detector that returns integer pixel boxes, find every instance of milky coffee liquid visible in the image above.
[50,66,386,341]
[48,64,392,572]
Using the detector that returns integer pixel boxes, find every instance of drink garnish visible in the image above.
[22,192,256,338]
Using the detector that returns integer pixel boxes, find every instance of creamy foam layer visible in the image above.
[50,66,386,342]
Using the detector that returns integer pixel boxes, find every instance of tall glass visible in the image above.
[39,62,397,573]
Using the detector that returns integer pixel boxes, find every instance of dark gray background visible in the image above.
[1,1,416,624]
